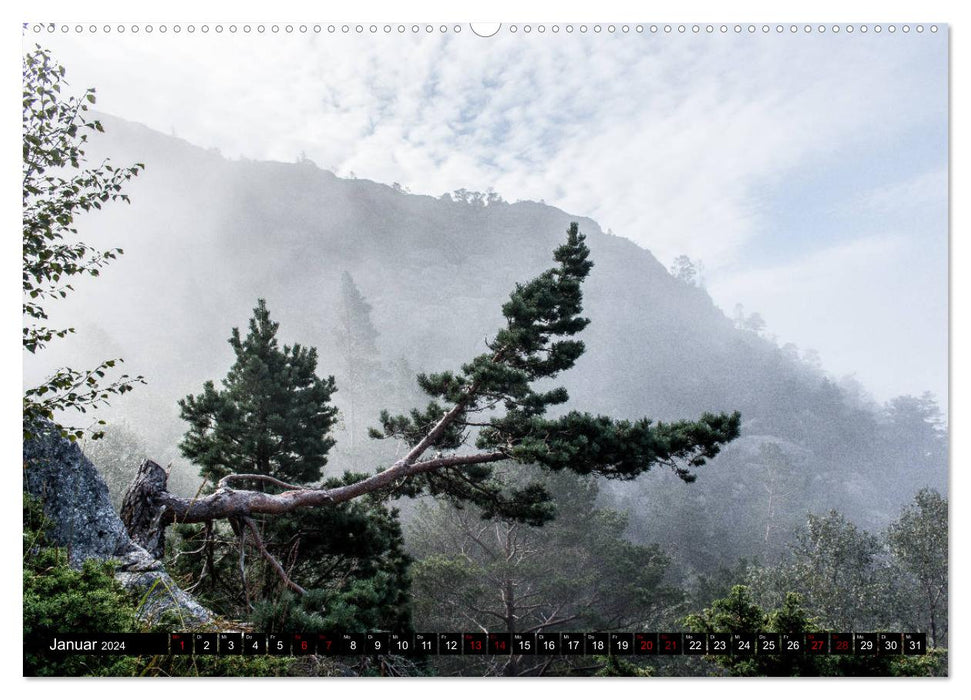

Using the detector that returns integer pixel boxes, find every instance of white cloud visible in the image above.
[41,31,940,263]
[33,29,947,402]
[709,233,947,403]
[852,168,948,215]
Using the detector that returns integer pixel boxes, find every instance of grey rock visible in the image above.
[23,423,214,626]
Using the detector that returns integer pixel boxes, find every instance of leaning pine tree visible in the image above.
[122,224,741,605]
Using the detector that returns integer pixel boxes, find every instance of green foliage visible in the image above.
[372,223,741,522]
[738,510,894,633]
[891,648,948,677]
[683,585,768,636]
[887,489,947,647]
[22,46,144,442]
[689,559,760,611]
[251,573,407,634]
[700,496,950,674]
[273,475,411,585]
[683,585,940,677]
[496,410,741,483]
[175,301,409,633]
[142,654,296,677]
[179,298,338,484]
[595,655,654,677]
[21,487,397,677]
[169,482,411,632]
[248,474,412,632]
[23,494,139,676]
[787,511,890,631]
[683,495,950,676]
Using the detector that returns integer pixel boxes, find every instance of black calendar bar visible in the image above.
[414,633,437,654]
[683,632,706,655]
[512,632,535,654]
[537,632,561,655]
[315,633,339,655]
[25,633,169,655]
[219,632,242,654]
[25,631,931,656]
[830,633,853,655]
[243,633,266,655]
[193,633,218,655]
[463,632,487,655]
[757,633,780,654]
[903,633,926,655]
[659,632,682,655]
[291,632,314,655]
[806,632,828,655]
[390,633,413,654]
[561,633,584,655]
[634,632,658,655]
[267,633,289,655]
[855,632,878,654]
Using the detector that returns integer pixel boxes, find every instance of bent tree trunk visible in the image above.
[120,453,507,560]
[120,411,739,571]
[120,399,510,559]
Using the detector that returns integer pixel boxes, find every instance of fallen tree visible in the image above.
[121,224,741,593]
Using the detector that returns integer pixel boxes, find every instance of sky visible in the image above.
[28,22,948,406]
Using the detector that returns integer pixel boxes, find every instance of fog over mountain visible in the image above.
[25,113,946,573]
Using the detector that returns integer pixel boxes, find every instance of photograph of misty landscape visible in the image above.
[23,24,947,677]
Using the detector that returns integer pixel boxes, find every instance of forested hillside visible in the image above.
[42,114,946,535]
[24,95,947,677]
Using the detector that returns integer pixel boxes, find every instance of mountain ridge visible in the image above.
[28,112,946,569]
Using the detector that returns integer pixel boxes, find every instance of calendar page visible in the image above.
[22,19,948,678]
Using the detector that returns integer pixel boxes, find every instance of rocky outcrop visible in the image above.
[23,423,214,626]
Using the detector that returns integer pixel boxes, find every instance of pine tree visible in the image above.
[178,298,338,484]
[336,272,384,448]
[174,300,409,630]
[249,476,412,634]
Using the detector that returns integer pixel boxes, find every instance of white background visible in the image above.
[3,1,965,697]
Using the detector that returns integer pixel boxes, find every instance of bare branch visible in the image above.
[243,517,307,596]
[466,605,510,623]
[522,613,582,634]
[238,523,252,611]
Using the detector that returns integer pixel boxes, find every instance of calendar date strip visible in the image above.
[25,631,927,656]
